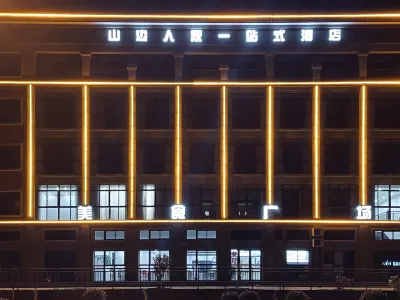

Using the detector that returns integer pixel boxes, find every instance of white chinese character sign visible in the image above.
[108,29,121,42]
[78,206,93,220]
[171,205,186,220]
[136,29,148,42]
[263,205,279,220]
[355,205,372,220]
[246,30,258,43]
[190,30,203,43]
[163,29,175,43]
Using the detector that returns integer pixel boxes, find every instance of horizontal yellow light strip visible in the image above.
[0,219,400,225]
[0,80,400,86]
[3,12,400,20]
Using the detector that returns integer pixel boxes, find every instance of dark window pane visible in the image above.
[97,141,124,174]
[141,141,171,174]
[231,230,262,241]
[0,192,20,215]
[44,251,76,268]
[324,230,355,240]
[0,231,20,241]
[278,91,310,129]
[137,93,172,129]
[44,230,77,241]
[189,142,215,174]
[234,143,258,174]
[323,89,358,128]
[0,99,21,124]
[0,145,20,170]
[280,140,310,174]
[231,95,261,129]
[0,251,19,268]
[91,92,128,129]
[42,141,76,175]
[183,92,219,129]
[287,230,310,240]
[324,141,351,175]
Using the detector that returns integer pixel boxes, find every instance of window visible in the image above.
[184,184,218,219]
[323,140,352,175]
[187,230,216,240]
[139,250,170,281]
[140,230,170,240]
[372,140,400,175]
[183,91,219,129]
[0,251,19,268]
[40,140,78,175]
[140,141,172,174]
[286,250,310,266]
[322,185,356,218]
[0,231,20,241]
[0,145,20,170]
[137,94,172,129]
[90,92,128,129]
[233,142,261,174]
[232,185,263,219]
[279,140,311,174]
[93,250,125,282]
[323,89,358,129]
[276,184,312,219]
[0,99,21,124]
[94,231,125,240]
[287,230,310,241]
[0,191,20,215]
[137,184,172,220]
[231,94,261,129]
[38,185,78,220]
[96,141,124,174]
[278,90,311,129]
[324,230,355,241]
[375,231,400,240]
[230,249,261,281]
[44,230,76,241]
[187,250,217,281]
[374,185,400,220]
[91,185,127,220]
[188,141,216,174]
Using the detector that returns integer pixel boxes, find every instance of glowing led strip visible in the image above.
[2,12,400,20]
[82,85,90,206]
[175,86,182,205]
[221,86,228,219]
[360,85,368,206]
[267,86,274,205]
[27,85,34,218]
[313,85,320,219]
[129,86,136,218]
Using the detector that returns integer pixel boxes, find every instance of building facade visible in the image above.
[0,12,400,282]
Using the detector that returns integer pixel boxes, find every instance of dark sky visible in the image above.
[0,0,398,13]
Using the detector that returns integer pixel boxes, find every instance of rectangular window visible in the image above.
[0,99,21,124]
[137,93,172,129]
[186,230,216,240]
[140,140,172,174]
[279,140,311,175]
[277,89,311,129]
[231,93,261,129]
[96,141,124,175]
[275,184,312,219]
[40,140,78,175]
[184,184,218,219]
[233,142,261,174]
[188,141,216,174]
[90,92,128,129]
[0,230,20,241]
[137,184,172,220]
[0,145,20,170]
[324,230,355,241]
[93,250,125,282]
[183,91,219,129]
[322,185,356,218]
[91,185,127,220]
[44,230,76,241]
[230,249,261,281]
[374,185,400,220]
[233,185,263,219]
[140,230,170,240]
[323,140,352,175]
[374,231,400,240]
[0,251,19,268]
[94,230,125,240]
[287,230,310,241]
[139,250,170,281]
[286,250,310,266]
[0,191,20,216]
[187,250,217,281]
[322,89,358,129]
[38,185,78,220]
[45,251,76,269]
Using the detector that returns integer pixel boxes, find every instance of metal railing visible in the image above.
[0,268,399,290]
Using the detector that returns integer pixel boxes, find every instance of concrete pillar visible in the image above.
[219,65,229,81]
[81,53,92,77]
[174,54,183,80]
[265,53,275,79]
[358,53,369,79]
[312,64,322,81]
[127,64,138,80]
[22,50,36,78]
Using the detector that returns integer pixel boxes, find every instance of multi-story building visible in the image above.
[1,11,400,283]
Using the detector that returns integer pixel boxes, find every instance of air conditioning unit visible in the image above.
[312,238,324,248]
[312,228,324,237]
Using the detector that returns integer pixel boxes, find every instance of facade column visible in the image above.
[358,53,369,79]
[22,50,36,78]
[81,53,92,77]
[265,53,275,79]
[174,54,183,81]
[312,64,322,81]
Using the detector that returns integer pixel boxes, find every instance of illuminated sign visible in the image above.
[263,205,279,220]
[106,28,342,44]
[355,205,372,220]
[78,205,93,220]
[382,260,400,267]
[171,205,186,220]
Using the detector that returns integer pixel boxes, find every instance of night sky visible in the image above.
[0,0,398,13]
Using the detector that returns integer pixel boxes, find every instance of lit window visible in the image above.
[230,249,261,281]
[94,230,125,241]
[286,249,310,265]
[139,250,170,281]
[375,231,400,240]
[186,230,216,240]
[187,250,217,280]
[92,185,127,220]
[38,185,78,220]
[93,250,125,281]
[374,185,400,221]
[140,230,170,240]
[139,184,156,220]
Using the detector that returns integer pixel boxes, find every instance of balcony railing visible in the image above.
[0,268,398,290]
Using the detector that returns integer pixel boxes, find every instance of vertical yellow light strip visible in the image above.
[175,86,182,205]
[220,86,228,219]
[360,85,368,206]
[82,85,90,206]
[313,85,321,219]
[27,84,35,219]
[267,86,274,205]
[129,86,137,218]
